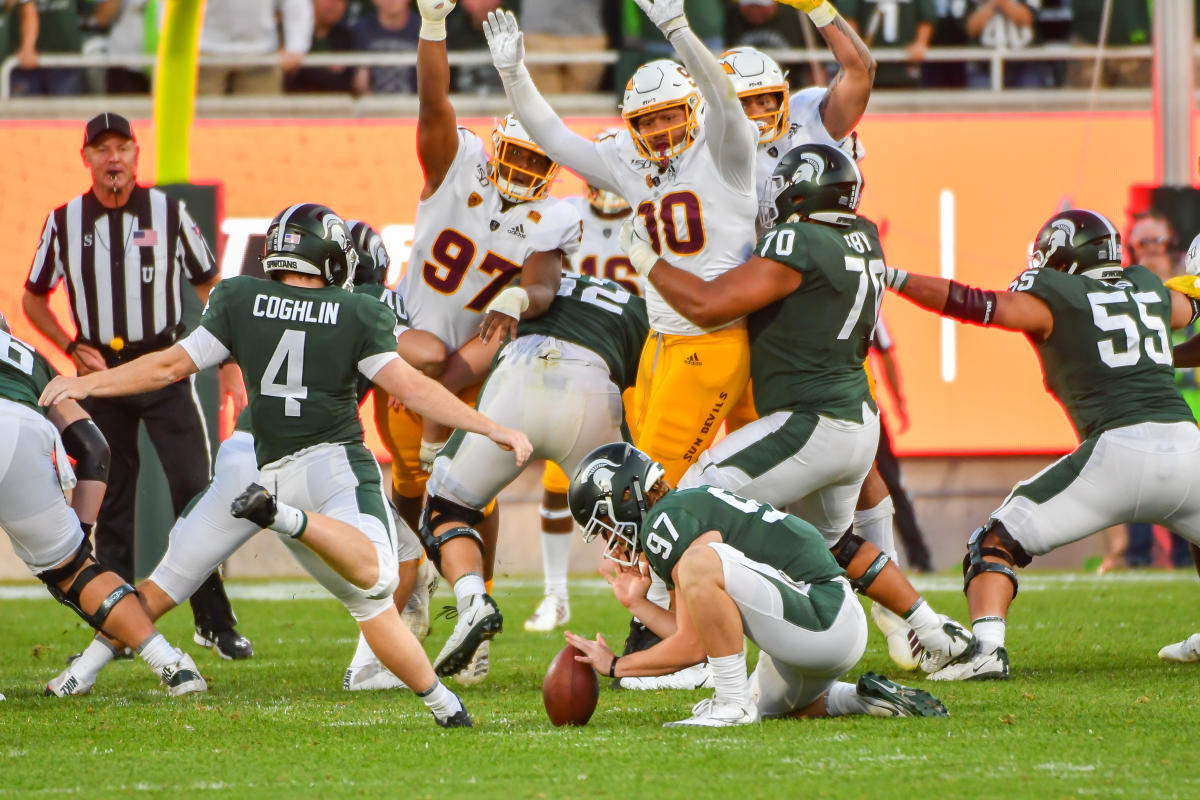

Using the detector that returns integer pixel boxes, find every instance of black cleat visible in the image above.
[435,708,474,728]
[194,627,255,660]
[230,483,277,528]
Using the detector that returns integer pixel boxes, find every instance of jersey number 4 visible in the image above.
[262,329,308,416]
[423,229,521,310]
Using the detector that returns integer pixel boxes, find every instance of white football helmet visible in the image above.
[586,128,632,216]
[621,59,701,162]
[1186,232,1200,276]
[489,114,561,203]
[720,46,789,145]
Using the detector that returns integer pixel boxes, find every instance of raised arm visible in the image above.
[885,268,1054,340]
[484,10,622,194]
[633,0,755,193]
[415,0,461,198]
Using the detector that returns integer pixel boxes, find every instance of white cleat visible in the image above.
[161,653,207,697]
[918,615,978,674]
[1158,633,1200,663]
[523,594,570,633]
[929,646,1009,681]
[619,662,713,691]
[452,640,490,687]
[432,593,503,678]
[343,659,407,691]
[870,603,923,671]
[664,697,758,728]
[44,664,95,697]
[402,560,440,643]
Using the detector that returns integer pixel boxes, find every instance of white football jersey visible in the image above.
[594,128,757,336]
[399,128,582,352]
[562,195,643,297]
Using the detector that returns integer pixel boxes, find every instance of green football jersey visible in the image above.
[1009,264,1195,441]
[200,276,402,466]
[516,272,649,391]
[231,282,406,436]
[0,329,58,414]
[640,486,843,590]
[749,216,883,421]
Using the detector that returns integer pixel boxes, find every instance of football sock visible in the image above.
[853,496,897,559]
[418,677,463,718]
[904,599,942,640]
[540,532,571,600]
[136,633,182,672]
[972,616,1007,652]
[453,573,486,611]
[348,632,377,671]
[707,651,750,707]
[825,681,871,717]
[484,577,494,594]
[73,635,118,680]
[268,501,308,539]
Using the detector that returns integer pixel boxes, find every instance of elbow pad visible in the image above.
[60,418,110,483]
[943,281,997,326]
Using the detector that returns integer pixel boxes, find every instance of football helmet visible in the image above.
[568,443,665,567]
[766,143,862,228]
[1027,209,1122,278]
[720,46,789,145]
[1185,232,1200,276]
[262,203,358,289]
[346,219,390,287]
[622,59,701,162]
[490,114,561,203]
[586,128,632,215]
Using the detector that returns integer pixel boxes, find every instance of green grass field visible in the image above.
[3,571,1200,799]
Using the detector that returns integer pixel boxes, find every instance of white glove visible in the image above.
[415,0,456,41]
[484,285,529,319]
[483,9,525,80]
[619,217,659,277]
[419,438,447,473]
[632,0,688,37]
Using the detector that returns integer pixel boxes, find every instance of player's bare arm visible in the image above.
[479,248,564,344]
[396,328,449,378]
[39,343,200,407]
[415,0,460,198]
[815,14,876,140]
[888,270,1055,340]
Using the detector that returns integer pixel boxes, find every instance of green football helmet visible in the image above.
[262,203,358,288]
[346,219,390,287]
[1028,209,1123,279]
[568,443,665,567]
[766,143,862,228]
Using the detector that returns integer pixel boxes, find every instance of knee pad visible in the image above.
[830,530,866,569]
[961,521,1029,598]
[39,540,135,631]
[418,495,485,570]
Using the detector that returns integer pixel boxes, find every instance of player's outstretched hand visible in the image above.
[632,0,688,36]
[39,375,90,408]
[619,217,659,277]
[488,424,533,466]
[603,559,652,610]
[564,631,616,676]
[483,9,524,72]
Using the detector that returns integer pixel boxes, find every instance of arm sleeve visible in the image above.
[501,67,624,195]
[179,326,230,371]
[25,213,63,295]
[668,27,756,195]
[280,0,314,53]
[177,202,219,285]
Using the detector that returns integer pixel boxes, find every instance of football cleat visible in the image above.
[230,483,277,529]
[1158,633,1200,663]
[918,615,978,673]
[856,672,949,718]
[451,640,491,687]
[524,594,570,633]
[434,696,474,728]
[432,594,502,678]
[44,664,95,697]
[161,653,207,697]
[870,603,923,671]
[343,660,407,691]
[401,559,440,642]
[663,697,758,728]
[194,627,254,660]
[618,662,713,691]
[928,645,1009,681]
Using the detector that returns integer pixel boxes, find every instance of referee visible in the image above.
[22,113,253,659]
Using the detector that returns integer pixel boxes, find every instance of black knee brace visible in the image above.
[961,521,1030,598]
[830,530,890,593]
[38,540,135,631]
[419,495,485,571]
[60,418,110,482]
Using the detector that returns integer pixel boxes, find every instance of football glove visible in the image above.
[775,0,838,26]
[619,217,659,278]
[632,0,688,37]
[483,9,525,76]
[416,0,456,41]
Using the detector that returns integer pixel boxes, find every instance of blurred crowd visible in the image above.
[0,0,1187,97]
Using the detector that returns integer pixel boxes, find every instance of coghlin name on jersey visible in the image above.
[251,294,341,325]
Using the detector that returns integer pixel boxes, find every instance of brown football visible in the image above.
[542,645,600,726]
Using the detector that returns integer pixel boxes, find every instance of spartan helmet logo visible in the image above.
[1031,217,1076,269]
[792,152,825,186]
[586,462,618,493]
[321,213,358,280]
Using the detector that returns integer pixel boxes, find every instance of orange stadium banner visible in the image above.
[0,112,1181,456]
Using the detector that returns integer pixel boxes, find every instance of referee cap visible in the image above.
[84,113,135,147]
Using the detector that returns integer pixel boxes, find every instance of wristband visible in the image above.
[485,286,530,319]
[608,656,619,678]
[662,16,689,38]
[808,1,839,27]
[943,281,997,326]
[883,265,909,291]
[65,340,78,356]
[420,19,447,41]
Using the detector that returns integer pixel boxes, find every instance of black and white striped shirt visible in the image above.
[25,186,218,348]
